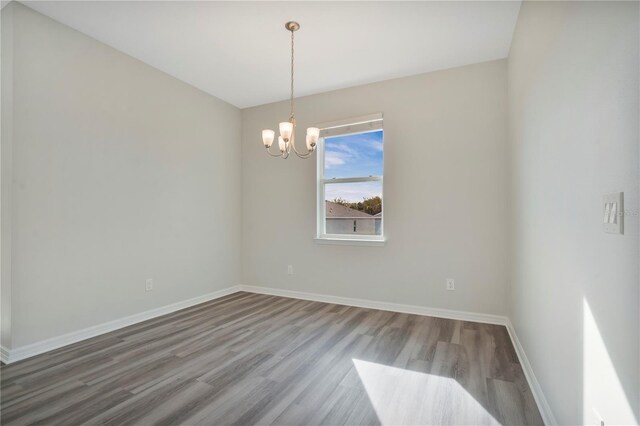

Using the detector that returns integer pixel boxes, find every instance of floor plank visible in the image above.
[0,292,544,425]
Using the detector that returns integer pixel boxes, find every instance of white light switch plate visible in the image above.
[603,192,623,234]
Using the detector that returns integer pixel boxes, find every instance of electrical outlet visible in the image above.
[287,265,293,275]
[145,278,153,292]
[446,279,455,291]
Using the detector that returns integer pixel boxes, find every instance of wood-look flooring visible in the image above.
[0,292,544,425]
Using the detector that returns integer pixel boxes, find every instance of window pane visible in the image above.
[324,130,383,179]
[324,181,382,236]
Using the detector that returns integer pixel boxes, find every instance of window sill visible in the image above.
[314,237,386,247]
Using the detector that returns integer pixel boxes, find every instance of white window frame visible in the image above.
[315,113,385,247]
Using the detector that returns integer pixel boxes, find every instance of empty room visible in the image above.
[0,1,638,425]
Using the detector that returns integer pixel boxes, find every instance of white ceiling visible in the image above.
[22,1,521,108]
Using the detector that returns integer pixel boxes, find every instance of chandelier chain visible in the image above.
[290,29,295,120]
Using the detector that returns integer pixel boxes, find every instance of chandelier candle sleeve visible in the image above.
[260,21,316,160]
[307,127,319,142]
[262,130,275,147]
[279,122,293,142]
[306,127,319,150]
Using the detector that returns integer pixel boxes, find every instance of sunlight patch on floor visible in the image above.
[353,359,500,425]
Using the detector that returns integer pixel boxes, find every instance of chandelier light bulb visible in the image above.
[278,136,286,153]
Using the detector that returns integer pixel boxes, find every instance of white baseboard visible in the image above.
[2,285,242,364]
[506,320,557,426]
[239,285,508,325]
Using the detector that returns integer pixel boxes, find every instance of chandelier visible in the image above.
[261,21,319,159]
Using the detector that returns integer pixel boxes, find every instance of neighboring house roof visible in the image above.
[325,201,372,218]
[373,212,382,217]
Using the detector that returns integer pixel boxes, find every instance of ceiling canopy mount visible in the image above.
[285,21,300,32]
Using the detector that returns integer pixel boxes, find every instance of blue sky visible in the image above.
[324,130,383,203]
[324,130,383,179]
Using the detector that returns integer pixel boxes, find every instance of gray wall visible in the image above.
[1,3,242,348]
[508,2,639,424]
[1,2,15,349]
[242,59,509,315]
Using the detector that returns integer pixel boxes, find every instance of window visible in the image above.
[316,114,384,245]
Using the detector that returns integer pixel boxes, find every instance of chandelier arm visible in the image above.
[265,144,284,157]
[266,149,283,158]
[293,149,313,159]
[289,135,313,158]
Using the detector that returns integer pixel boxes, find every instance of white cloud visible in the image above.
[325,143,360,169]
[324,151,346,168]
[332,143,359,157]
[369,141,383,152]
